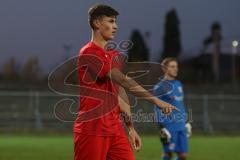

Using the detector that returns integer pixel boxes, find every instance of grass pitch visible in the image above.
[0,135,239,160]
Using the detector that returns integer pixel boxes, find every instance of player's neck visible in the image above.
[163,75,175,81]
[91,31,108,50]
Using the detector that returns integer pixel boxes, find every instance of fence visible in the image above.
[0,91,239,134]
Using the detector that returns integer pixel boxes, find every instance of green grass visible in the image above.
[0,135,73,160]
[135,136,240,160]
[0,135,240,160]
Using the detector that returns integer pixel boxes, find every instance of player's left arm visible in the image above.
[118,86,142,151]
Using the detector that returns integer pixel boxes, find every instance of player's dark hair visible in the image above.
[88,4,119,29]
[161,57,177,67]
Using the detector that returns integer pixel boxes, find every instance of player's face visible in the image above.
[165,61,178,78]
[98,16,118,40]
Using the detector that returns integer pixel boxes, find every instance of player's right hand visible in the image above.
[160,128,171,143]
[155,98,180,114]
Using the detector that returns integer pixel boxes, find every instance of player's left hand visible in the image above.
[129,128,142,152]
[185,122,192,138]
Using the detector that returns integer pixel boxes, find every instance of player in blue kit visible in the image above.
[154,57,192,160]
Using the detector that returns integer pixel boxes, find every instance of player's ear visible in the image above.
[161,66,166,73]
[93,19,101,29]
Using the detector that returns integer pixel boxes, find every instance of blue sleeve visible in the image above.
[154,82,165,98]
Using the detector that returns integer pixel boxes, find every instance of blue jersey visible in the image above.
[154,80,186,131]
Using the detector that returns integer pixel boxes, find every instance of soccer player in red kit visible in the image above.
[74,4,179,160]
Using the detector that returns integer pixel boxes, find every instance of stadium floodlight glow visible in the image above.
[232,40,238,47]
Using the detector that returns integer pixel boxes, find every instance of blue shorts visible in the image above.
[161,130,188,153]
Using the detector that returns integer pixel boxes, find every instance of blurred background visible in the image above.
[1,0,240,160]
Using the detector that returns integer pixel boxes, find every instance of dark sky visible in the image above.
[1,0,240,71]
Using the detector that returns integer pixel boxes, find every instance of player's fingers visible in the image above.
[135,138,142,152]
[135,145,140,151]
[138,137,142,149]
[161,109,166,114]
[168,107,172,113]
[162,108,167,114]
[162,107,171,115]
[164,108,169,114]
[132,138,137,150]
[171,105,180,112]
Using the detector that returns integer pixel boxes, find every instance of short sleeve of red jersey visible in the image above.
[78,48,111,79]
[111,52,126,72]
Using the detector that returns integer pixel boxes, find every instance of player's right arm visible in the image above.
[106,68,179,114]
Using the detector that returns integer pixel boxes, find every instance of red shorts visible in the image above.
[74,133,135,160]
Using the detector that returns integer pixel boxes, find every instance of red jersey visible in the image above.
[74,41,126,136]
